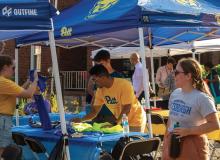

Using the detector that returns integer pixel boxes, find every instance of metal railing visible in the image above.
[60,71,87,90]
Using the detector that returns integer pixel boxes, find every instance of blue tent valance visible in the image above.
[0,0,55,30]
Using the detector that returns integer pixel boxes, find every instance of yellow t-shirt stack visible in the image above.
[94,78,145,127]
[0,76,23,116]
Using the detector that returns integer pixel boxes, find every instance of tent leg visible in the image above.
[149,49,156,107]
[138,27,153,138]
[15,47,19,126]
[30,45,35,69]
[48,30,71,160]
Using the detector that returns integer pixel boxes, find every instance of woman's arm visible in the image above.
[173,112,220,137]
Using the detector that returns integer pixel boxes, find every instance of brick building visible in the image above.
[1,0,220,98]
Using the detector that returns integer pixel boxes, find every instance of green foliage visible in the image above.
[215,64,220,76]
[18,98,27,115]
[201,65,208,78]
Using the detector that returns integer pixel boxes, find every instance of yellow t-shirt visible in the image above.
[0,76,23,115]
[94,78,145,127]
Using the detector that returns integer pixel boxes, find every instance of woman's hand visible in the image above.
[173,127,191,138]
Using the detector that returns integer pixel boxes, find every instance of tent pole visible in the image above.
[15,47,19,126]
[138,27,153,138]
[149,49,156,107]
[55,0,58,9]
[30,45,35,69]
[198,53,201,62]
[48,30,71,160]
[192,48,196,59]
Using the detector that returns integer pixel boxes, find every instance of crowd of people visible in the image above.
[1,50,220,159]
[83,50,220,159]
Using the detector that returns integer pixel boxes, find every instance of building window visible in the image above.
[34,46,41,72]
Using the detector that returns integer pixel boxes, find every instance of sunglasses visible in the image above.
[174,70,185,76]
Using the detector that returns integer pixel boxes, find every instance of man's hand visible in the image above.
[71,118,82,123]
[159,83,165,88]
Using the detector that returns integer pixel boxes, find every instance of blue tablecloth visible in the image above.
[12,112,86,126]
[12,125,149,160]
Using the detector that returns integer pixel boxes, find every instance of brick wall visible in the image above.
[58,47,87,71]
[57,0,79,10]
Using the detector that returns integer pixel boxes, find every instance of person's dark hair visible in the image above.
[204,62,214,69]
[167,57,176,65]
[0,55,13,71]
[89,64,109,77]
[93,50,110,62]
[179,58,212,97]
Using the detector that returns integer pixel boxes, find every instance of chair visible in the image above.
[120,137,161,160]
[12,132,26,146]
[146,113,166,140]
[24,137,49,160]
[1,145,22,160]
[207,130,220,159]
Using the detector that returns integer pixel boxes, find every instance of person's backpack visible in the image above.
[99,150,113,160]
[48,136,67,160]
[1,145,22,160]
[111,136,154,160]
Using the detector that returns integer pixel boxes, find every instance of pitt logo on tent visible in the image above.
[85,0,118,20]
[60,27,72,37]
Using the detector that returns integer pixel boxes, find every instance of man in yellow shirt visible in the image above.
[73,64,146,132]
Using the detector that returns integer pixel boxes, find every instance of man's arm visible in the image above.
[156,67,163,87]
[72,104,102,123]
[21,79,31,89]
[87,77,95,97]
[135,67,143,98]
[116,104,131,125]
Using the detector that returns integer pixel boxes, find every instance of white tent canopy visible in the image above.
[91,41,220,59]
[91,47,187,59]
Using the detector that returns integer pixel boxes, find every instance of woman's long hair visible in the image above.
[179,58,212,97]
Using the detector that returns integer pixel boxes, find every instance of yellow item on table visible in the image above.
[93,122,123,133]
[72,123,94,132]
[93,122,112,130]
[72,122,123,133]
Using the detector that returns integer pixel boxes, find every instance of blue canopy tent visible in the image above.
[0,1,70,159]
[16,0,220,46]
[15,0,220,138]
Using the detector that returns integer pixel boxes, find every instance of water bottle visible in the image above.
[122,114,129,136]
[170,122,181,158]
[141,98,145,108]
[28,114,37,124]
